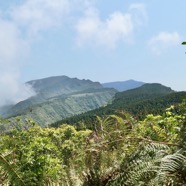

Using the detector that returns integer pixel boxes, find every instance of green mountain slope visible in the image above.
[111,83,174,107]
[51,83,186,128]
[11,88,115,126]
[3,76,104,117]
[2,76,116,126]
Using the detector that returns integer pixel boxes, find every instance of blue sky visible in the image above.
[0,0,186,105]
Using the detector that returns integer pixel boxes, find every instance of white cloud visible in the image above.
[0,17,33,106]
[10,0,96,36]
[148,32,181,55]
[0,72,36,106]
[11,0,70,36]
[129,3,148,26]
[75,3,147,49]
[0,18,29,64]
[103,12,133,48]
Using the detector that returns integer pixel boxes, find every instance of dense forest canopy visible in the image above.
[52,86,186,129]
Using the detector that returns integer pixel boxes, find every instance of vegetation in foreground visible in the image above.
[0,100,186,185]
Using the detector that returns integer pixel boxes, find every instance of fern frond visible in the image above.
[108,143,172,185]
[0,153,25,186]
[108,142,186,186]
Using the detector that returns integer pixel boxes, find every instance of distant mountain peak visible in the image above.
[26,75,103,95]
[102,80,145,92]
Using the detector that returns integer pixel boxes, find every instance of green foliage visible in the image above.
[137,108,183,143]
[108,144,186,186]
[0,99,186,185]
[0,124,91,185]
[0,151,25,186]
[107,101,186,186]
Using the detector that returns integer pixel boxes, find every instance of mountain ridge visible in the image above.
[26,75,102,99]
[1,75,116,127]
[102,79,145,92]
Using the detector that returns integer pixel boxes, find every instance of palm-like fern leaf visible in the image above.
[107,144,186,186]
[0,152,25,186]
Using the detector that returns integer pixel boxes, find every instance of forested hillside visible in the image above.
[52,84,186,128]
